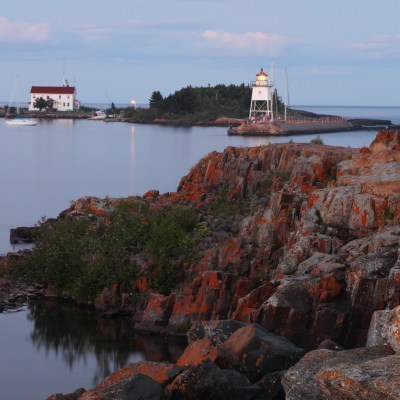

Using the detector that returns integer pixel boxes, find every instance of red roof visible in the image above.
[30,86,76,94]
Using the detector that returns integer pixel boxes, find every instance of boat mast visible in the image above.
[284,68,290,120]
[15,76,20,114]
[271,61,276,119]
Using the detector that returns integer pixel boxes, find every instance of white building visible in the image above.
[29,85,80,111]
[249,68,275,122]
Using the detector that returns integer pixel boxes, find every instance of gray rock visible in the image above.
[187,319,246,346]
[256,371,285,399]
[282,345,395,400]
[169,358,252,400]
[366,309,390,347]
[79,374,164,400]
[216,323,305,382]
[349,251,398,279]
[122,374,164,400]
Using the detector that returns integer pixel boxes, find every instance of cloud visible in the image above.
[78,20,185,45]
[350,35,400,58]
[200,30,298,56]
[0,16,50,43]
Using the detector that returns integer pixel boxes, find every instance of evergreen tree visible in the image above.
[149,91,164,109]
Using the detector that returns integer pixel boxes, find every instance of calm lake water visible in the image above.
[0,302,184,400]
[0,106,399,399]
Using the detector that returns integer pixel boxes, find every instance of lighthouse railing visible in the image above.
[250,80,274,87]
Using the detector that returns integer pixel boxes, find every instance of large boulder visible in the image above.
[344,248,399,346]
[216,323,305,381]
[78,374,164,400]
[282,345,396,399]
[257,272,347,349]
[168,358,256,400]
[176,337,218,368]
[367,306,400,352]
[96,361,182,388]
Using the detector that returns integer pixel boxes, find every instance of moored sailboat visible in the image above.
[4,78,38,126]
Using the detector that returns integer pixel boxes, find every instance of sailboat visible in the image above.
[4,78,38,126]
[5,115,38,126]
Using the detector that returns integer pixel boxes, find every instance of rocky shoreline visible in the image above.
[3,129,400,399]
[0,274,44,313]
[3,111,395,134]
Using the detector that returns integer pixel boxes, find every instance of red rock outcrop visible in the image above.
[56,130,400,355]
[42,130,400,399]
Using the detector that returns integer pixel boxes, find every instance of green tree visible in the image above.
[34,97,52,111]
[149,91,164,109]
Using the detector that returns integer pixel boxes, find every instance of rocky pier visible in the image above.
[227,117,394,136]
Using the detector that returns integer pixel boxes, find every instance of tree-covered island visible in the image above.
[122,84,285,125]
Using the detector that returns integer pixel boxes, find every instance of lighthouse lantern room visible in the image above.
[249,68,275,122]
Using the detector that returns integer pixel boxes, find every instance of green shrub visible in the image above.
[310,135,324,145]
[146,207,199,294]
[28,219,93,295]
[25,202,201,300]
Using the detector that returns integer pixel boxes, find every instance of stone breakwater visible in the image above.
[22,129,400,399]
[227,118,394,136]
[228,120,355,136]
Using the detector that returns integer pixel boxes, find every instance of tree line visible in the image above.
[124,84,282,123]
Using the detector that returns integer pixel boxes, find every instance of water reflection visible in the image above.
[26,301,184,385]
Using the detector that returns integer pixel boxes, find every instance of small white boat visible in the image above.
[5,117,38,126]
[89,110,106,120]
[5,77,38,126]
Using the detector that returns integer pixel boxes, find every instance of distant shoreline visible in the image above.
[1,109,397,135]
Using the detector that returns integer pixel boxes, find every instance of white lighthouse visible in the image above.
[249,68,275,122]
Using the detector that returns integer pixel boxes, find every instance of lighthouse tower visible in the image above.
[249,68,275,122]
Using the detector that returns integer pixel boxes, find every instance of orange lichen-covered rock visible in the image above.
[166,271,238,334]
[77,374,163,400]
[379,306,400,353]
[216,323,305,381]
[232,283,277,323]
[96,361,182,388]
[370,129,400,152]
[368,306,400,353]
[315,354,400,399]
[176,336,217,368]
[168,359,253,399]
[143,189,159,199]
[282,346,395,399]
[134,292,176,334]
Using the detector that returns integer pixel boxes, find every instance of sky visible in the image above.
[1,0,400,106]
